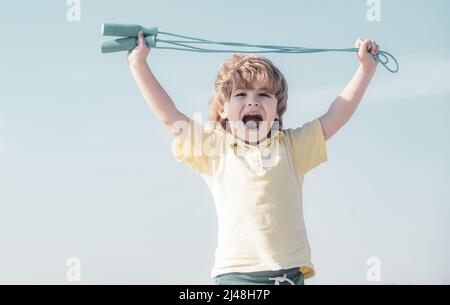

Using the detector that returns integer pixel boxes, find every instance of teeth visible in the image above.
[242,113,262,119]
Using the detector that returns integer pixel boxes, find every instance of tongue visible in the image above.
[245,119,259,129]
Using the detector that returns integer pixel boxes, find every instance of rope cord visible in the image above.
[152,31,399,73]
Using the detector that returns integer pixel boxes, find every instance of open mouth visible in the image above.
[242,113,264,130]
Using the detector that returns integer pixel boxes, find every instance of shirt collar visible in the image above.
[225,130,284,148]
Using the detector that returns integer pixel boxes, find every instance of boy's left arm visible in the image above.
[319,39,380,141]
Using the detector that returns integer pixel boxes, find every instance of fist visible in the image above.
[355,38,379,70]
[127,31,150,67]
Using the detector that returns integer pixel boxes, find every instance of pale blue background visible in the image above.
[0,0,449,284]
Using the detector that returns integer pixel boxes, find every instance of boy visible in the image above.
[128,31,379,284]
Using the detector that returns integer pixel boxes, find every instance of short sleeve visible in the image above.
[284,118,328,175]
[171,118,222,176]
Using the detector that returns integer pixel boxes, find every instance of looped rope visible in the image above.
[153,31,399,73]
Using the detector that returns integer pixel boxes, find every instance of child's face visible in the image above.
[220,86,279,145]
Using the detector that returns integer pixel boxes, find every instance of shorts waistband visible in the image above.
[216,267,301,279]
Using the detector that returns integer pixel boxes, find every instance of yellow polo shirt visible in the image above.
[171,118,327,279]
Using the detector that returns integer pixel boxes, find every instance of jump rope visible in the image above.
[101,23,399,73]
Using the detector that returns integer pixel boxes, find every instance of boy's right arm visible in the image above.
[128,31,190,139]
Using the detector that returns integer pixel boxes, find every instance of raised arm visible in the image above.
[319,39,379,141]
[128,31,190,138]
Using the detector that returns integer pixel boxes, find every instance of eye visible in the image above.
[235,93,270,97]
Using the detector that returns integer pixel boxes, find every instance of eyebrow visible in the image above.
[234,88,271,93]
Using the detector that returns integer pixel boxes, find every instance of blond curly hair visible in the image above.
[207,53,288,131]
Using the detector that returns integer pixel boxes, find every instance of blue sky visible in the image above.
[0,0,449,284]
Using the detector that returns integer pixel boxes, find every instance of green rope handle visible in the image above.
[101,23,399,73]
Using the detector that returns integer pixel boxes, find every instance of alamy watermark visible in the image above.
[171,113,282,174]
[367,0,381,22]
[366,257,381,282]
[66,0,81,22]
[66,257,81,282]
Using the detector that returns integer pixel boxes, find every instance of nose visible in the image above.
[247,99,260,107]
